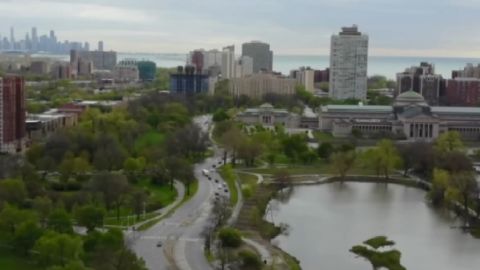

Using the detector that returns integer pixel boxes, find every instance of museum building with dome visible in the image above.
[318,90,480,141]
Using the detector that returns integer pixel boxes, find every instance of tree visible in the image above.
[237,138,263,167]
[75,205,105,232]
[130,189,147,221]
[0,204,37,242]
[435,131,463,154]
[281,134,309,162]
[0,178,27,206]
[218,227,242,248]
[89,173,130,221]
[213,108,230,122]
[428,169,450,206]
[273,169,292,189]
[48,208,73,234]
[446,172,478,225]
[47,261,90,270]
[33,196,53,228]
[350,236,406,270]
[34,231,83,267]
[317,142,334,160]
[375,140,402,179]
[436,151,472,173]
[83,229,146,270]
[330,151,356,181]
[239,250,262,270]
[14,221,43,255]
[220,125,245,166]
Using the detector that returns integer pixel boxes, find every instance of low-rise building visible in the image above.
[445,78,480,106]
[26,110,78,141]
[229,73,296,99]
[236,103,300,128]
[319,91,480,141]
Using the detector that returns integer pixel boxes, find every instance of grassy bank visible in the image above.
[219,165,239,206]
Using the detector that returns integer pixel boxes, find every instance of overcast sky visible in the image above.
[1,0,480,57]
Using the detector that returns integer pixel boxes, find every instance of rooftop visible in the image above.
[321,105,392,113]
[431,106,480,114]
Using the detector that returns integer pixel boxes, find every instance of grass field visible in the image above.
[104,179,177,226]
[135,178,178,207]
[0,249,40,270]
[134,131,165,152]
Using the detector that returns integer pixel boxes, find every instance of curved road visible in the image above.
[131,115,220,270]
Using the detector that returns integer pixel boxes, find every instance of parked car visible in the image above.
[156,241,162,247]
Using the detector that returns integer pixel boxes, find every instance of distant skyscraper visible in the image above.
[98,41,104,52]
[396,62,443,105]
[84,42,90,51]
[9,27,15,49]
[221,45,235,79]
[329,25,369,100]
[241,41,273,73]
[31,27,38,51]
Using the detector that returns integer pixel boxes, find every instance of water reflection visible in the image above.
[267,183,480,270]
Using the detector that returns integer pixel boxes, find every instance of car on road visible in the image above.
[202,169,209,176]
[212,164,216,168]
[214,192,219,196]
[156,241,162,247]
[224,189,228,193]
[215,179,219,183]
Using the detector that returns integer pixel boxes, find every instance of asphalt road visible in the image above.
[131,115,224,270]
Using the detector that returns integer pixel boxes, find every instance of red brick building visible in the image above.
[0,75,26,153]
[445,78,480,106]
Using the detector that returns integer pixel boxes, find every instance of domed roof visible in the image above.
[394,90,428,106]
[259,103,274,109]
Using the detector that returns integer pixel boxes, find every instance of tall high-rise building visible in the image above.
[221,45,235,79]
[84,42,90,52]
[241,41,273,73]
[329,25,369,100]
[31,27,38,51]
[98,41,104,52]
[0,75,26,153]
[9,27,15,50]
[235,56,253,78]
[396,62,444,105]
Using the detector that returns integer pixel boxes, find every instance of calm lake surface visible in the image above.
[267,183,480,270]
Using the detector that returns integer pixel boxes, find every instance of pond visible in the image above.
[266,182,480,270]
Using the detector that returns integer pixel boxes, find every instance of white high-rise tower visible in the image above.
[329,25,369,100]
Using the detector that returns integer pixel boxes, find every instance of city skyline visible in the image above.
[2,0,480,57]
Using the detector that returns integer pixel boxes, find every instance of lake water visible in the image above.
[266,183,480,270]
[34,52,480,80]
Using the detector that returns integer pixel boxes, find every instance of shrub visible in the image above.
[218,227,242,248]
[239,250,262,270]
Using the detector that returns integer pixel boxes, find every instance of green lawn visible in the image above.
[135,179,178,207]
[0,249,40,270]
[219,165,239,206]
[103,179,177,227]
[134,131,165,152]
[246,161,375,176]
[313,131,334,143]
